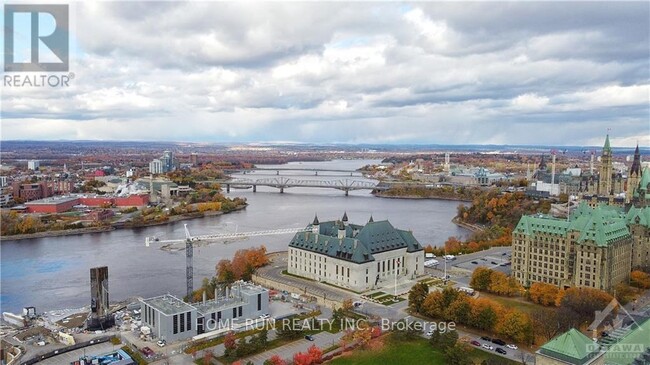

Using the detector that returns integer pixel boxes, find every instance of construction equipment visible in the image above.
[146,224,309,301]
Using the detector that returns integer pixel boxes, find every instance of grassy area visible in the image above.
[366,291,388,299]
[328,338,520,365]
[281,269,315,282]
[479,292,542,314]
[328,338,446,365]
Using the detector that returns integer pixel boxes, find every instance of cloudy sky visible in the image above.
[2,2,649,146]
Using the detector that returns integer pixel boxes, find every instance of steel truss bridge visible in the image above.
[199,177,387,195]
[224,167,363,176]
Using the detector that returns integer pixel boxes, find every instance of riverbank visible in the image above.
[373,192,473,202]
[0,205,247,242]
[451,216,484,233]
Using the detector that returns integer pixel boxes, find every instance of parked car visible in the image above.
[506,344,518,350]
[492,339,506,346]
[141,347,155,357]
[156,340,165,347]
[471,261,479,264]
[491,261,498,265]
[482,344,494,350]
[470,340,481,346]
[305,335,314,341]
[502,252,508,255]
[496,348,507,355]
[481,336,492,341]
[259,314,270,320]
[601,331,609,338]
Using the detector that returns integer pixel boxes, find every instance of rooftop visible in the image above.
[289,214,422,264]
[193,283,267,315]
[141,294,196,316]
[25,196,79,205]
[537,328,603,365]
[604,317,650,365]
[514,203,631,247]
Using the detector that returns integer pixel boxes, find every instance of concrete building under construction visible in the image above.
[86,266,115,330]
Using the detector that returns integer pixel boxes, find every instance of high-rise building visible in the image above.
[162,150,174,172]
[149,159,164,174]
[512,203,632,292]
[190,153,198,166]
[27,160,40,170]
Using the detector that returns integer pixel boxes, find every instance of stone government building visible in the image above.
[513,136,650,292]
[288,213,424,292]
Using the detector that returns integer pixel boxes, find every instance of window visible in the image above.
[180,313,185,332]
[173,314,178,334]
[233,307,237,318]
[217,311,221,321]
[257,293,262,311]
[347,267,350,277]
[187,312,192,331]
[238,306,243,317]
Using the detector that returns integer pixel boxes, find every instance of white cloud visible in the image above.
[1,2,648,147]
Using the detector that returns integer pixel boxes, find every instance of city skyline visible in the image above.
[2,2,649,147]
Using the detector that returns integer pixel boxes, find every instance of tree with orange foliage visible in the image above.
[264,355,286,365]
[293,351,314,365]
[224,331,237,357]
[630,270,650,289]
[529,282,561,306]
[203,350,214,365]
[559,287,614,329]
[307,345,322,363]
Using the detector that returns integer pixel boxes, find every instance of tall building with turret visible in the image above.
[627,144,642,203]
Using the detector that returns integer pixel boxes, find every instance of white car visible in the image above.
[426,330,434,336]
[157,340,165,347]
[482,344,494,350]
[506,344,518,350]
[259,314,270,320]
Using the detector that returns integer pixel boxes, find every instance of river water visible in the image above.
[0,159,467,313]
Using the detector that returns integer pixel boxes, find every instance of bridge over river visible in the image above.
[199,177,387,195]
[224,167,363,176]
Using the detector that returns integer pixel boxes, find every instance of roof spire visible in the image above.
[368,215,374,223]
[631,143,641,176]
[312,214,319,225]
[603,133,611,152]
[342,211,348,222]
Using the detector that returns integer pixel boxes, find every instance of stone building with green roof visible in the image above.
[626,204,650,270]
[512,203,632,291]
[536,328,605,365]
[287,213,424,292]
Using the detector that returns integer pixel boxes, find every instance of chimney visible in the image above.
[337,221,346,239]
[202,291,206,304]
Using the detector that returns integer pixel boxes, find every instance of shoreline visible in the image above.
[373,192,473,202]
[451,216,484,233]
[0,204,247,242]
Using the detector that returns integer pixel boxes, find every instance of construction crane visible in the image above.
[145,224,309,301]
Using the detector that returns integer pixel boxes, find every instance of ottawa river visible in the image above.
[0,159,468,313]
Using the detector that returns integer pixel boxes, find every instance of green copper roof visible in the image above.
[538,328,601,364]
[289,219,422,264]
[514,203,630,247]
[626,206,650,227]
[604,317,650,365]
[637,167,650,200]
[603,134,611,152]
